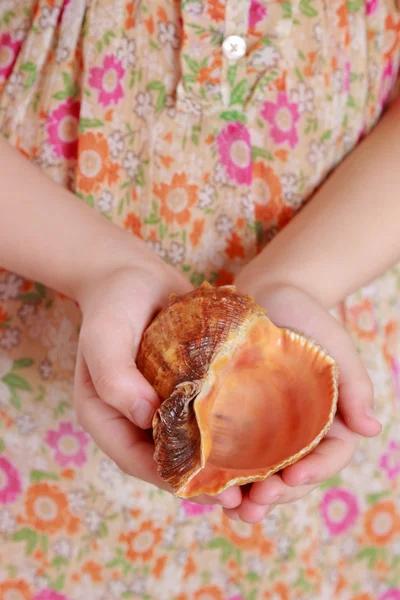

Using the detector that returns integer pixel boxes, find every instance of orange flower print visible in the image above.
[193,585,224,600]
[215,268,234,287]
[25,482,74,534]
[206,0,225,22]
[77,132,119,193]
[198,53,222,85]
[264,582,290,600]
[0,579,31,600]
[384,14,400,60]
[364,501,400,546]
[348,298,377,341]
[384,320,398,364]
[225,231,245,260]
[221,514,273,555]
[124,212,142,238]
[0,306,8,324]
[154,173,198,226]
[252,162,291,227]
[190,219,205,247]
[119,520,163,562]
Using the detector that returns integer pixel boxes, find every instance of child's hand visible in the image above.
[223,281,382,523]
[73,257,242,509]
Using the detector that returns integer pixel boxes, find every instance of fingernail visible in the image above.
[269,495,281,504]
[366,409,381,424]
[299,476,310,485]
[129,399,154,429]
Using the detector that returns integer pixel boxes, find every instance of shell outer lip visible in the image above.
[174,326,339,499]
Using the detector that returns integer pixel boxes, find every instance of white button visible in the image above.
[222,35,247,60]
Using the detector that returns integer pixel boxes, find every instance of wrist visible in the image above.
[235,241,335,310]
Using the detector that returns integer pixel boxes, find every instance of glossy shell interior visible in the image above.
[136,282,339,499]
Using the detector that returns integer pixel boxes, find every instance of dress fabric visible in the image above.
[0,1,400,598]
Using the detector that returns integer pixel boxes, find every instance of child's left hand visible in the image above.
[223,279,382,524]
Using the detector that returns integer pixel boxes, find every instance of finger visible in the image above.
[223,507,240,520]
[263,287,381,437]
[80,311,159,429]
[190,487,242,509]
[75,354,168,488]
[75,355,241,508]
[236,494,269,524]
[249,474,287,506]
[281,416,359,487]
[250,477,318,507]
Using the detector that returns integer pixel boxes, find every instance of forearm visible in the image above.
[240,98,400,308]
[0,137,146,299]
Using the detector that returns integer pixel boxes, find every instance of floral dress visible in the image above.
[0,1,400,599]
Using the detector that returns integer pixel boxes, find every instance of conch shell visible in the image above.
[136,282,339,499]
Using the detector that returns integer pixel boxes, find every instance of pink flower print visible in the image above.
[249,0,267,28]
[366,0,379,15]
[320,488,359,536]
[216,122,252,185]
[89,54,125,108]
[45,421,89,467]
[379,591,400,600]
[46,98,80,160]
[380,58,395,108]
[181,500,215,517]
[0,33,22,79]
[261,92,300,149]
[0,456,22,504]
[380,441,400,481]
[33,590,69,600]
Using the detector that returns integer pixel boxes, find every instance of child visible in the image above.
[0,0,399,597]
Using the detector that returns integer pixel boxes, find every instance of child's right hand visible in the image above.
[73,253,242,509]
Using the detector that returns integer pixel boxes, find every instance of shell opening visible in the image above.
[178,317,338,498]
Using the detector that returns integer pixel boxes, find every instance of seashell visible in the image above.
[136,282,339,499]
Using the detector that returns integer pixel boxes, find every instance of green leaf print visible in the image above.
[9,388,21,410]
[0,439,5,453]
[51,574,66,592]
[320,129,332,142]
[52,72,79,101]
[366,490,390,505]
[251,146,274,161]
[30,470,59,483]
[21,62,37,90]
[227,64,237,88]
[356,547,387,568]
[52,556,69,570]
[183,55,200,74]
[2,373,31,391]
[147,81,166,112]
[230,80,247,106]
[208,537,233,562]
[35,283,46,298]
[2,11,15,25]
[281,3,293,18]
[13,358,34,369]
[13,528,38,555]
[299,0,319,17]
[220,111,247,124]
[79,118,104,133]
[319,473,342,489]
[190,272,205,287]
[246,573,261,582]
[347,0,363,11]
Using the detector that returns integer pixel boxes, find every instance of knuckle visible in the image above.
[93,372,122,403]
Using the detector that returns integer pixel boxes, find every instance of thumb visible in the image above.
[80,314,159,429]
